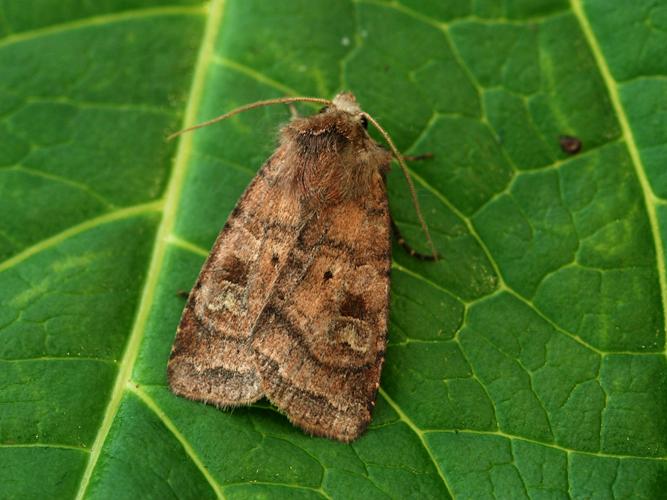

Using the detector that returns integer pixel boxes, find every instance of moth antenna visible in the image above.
[167,97,333,141]
[364,113,439,260]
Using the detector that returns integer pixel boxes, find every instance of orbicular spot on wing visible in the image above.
[195,254,251,318]
[202,282,248,314]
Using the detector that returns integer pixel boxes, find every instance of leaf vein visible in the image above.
[128,385,225,499]
[427,429,667,461]
[0,5,206,51]
[0,201,163,273]
[72,1,227,497]
[378,388,454,497]
[213,56,301,97]
[570,0,667,356]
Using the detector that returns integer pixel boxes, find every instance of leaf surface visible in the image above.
[1,0,665,498]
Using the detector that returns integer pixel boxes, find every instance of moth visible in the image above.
[167,92,436,442]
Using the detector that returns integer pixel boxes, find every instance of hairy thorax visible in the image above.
[279,110,392,207]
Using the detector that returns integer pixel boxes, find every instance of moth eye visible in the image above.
[323,270,334,280]
[360,115,368,129]
[318,106,329,114]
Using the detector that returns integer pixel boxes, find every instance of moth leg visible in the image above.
[402,152,433,162]
[378,144,434,163]
[391,217,439,261]
[380,168,439,262]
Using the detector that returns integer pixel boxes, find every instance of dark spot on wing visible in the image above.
[340,292,366,319]
[219,255,248,286]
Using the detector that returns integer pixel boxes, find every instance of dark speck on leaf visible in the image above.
[559,135,582,155]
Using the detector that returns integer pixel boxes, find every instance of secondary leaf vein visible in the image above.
[0,201,163,273]
[0,5,206,51]
[128,385,225,498]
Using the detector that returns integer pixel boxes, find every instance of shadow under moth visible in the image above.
[168,92,437,442]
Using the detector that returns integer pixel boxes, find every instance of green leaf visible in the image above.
[1,0,665,498]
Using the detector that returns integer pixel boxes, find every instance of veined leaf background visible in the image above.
[0,0,665,498]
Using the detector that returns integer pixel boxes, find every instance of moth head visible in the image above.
[319,92,368,131]
[332,92,361,115]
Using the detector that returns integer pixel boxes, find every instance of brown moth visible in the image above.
[167,92,436,442]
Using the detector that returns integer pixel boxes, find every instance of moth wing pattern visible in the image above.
[168,146,305,406]
[251,172,391,442]
[168,91,400,442]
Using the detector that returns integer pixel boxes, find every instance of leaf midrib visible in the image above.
[74,1,226,498]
